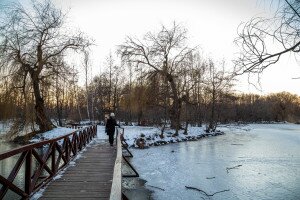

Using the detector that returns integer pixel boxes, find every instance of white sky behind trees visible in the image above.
[2,0,300,95]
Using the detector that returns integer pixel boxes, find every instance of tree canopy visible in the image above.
[0,0,91,132]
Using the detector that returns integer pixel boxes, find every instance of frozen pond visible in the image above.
[130,124,300,200]
[0,140,20,153]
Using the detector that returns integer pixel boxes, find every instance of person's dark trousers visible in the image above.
[108,132,114,145]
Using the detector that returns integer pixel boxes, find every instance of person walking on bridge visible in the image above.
[105,112,120,146]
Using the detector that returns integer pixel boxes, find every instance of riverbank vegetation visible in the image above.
[0,0,299,140]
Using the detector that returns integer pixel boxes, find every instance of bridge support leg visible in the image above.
[122,155,139,178]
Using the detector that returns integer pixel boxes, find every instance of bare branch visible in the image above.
[234,1,300,74]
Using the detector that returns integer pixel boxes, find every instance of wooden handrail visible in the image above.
[0,126,95,160]
[110,128,123,200]
[0,125,97,199]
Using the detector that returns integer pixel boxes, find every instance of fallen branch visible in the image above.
[226,164,242,173]
[185,186,230,197]
[148,184,165,191]
[212,189,231,195]
[185,186,210,197]
[206,177,215,179]
[231,143,243,145]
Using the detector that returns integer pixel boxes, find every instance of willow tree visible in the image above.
[0,0,91,132]
[119,23,196,134]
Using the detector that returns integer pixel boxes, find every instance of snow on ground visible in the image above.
[97,125,109,139]
[31,188,45,200]
[0,121,39,137]
[29,127,77,142]
[97,125,223,148]
[0,121,12,135]
[124,126,223,148]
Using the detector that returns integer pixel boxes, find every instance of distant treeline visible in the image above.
[1,70,300,128]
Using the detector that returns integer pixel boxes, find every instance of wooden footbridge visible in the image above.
[0,126,138,200]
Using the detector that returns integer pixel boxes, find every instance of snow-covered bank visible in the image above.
[0,121,12,135]
[119,126,224,148]
[29,127,77,142]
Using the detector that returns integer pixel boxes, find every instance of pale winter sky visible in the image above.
[3,0,300,95]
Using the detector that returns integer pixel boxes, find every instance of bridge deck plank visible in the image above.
[39,140,116,199]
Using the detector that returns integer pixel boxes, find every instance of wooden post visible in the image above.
[74,133,77,155]
[65,137,69,163]
[110,129,122,200]
[25,150,32,195]
[51,143,56,174]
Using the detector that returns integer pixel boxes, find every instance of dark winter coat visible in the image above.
[105,117,119,135]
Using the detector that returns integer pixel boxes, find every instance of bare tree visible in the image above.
[234,0,299,74]
[105,52,114,110]
[112,64,125,113]
[0,0,91,132]
[204,60,235,131]
[83,51,91,121]
[119,22,196,134]
[90,76,96,122]
[127,62,133,124]
[55,67,63,126]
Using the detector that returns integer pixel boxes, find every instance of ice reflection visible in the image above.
[131,124,300,200]
[0,141,23,200]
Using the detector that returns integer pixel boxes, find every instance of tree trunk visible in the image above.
[55,75,63,126]
[31,73,53,132]
[91,88,95,122]
[137,110,143,126]
[56,103,63,126]
[113,84,117,113]
[183,102,189,135]
[86,75,90,121]
[170,101,181,134]
[209,88,216,131]
[129,65,132,124]
[167,74,181,135]
[55,94,62,126]
[183,120,189,135]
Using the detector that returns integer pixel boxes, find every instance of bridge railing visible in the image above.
[0,125,97,199]
[110,128,123,200]
[110,128,139,200]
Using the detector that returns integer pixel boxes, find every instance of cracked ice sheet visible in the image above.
[129,123,300,200]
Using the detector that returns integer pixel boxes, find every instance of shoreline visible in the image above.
[122,154,153,199]
[122,177,153,200]
[128,130,225,149]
